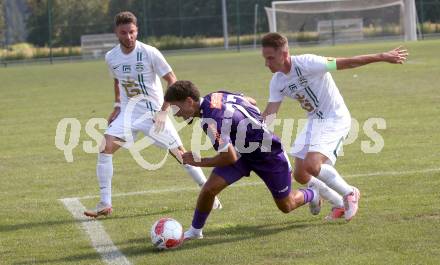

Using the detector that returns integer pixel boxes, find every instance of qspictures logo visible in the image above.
[54,97,387,170]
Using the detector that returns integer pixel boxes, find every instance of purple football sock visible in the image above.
[299,188,314,203]
[191,208,211,229]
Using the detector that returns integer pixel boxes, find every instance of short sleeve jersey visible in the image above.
[105,40,172,111]
[269,54,350,120]
[200,91,283,160]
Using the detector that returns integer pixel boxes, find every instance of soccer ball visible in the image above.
[150,218,184,250]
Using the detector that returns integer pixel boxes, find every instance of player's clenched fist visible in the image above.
[182,151,200,166]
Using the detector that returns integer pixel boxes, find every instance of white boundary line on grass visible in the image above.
[59,167,440,265]
[60,198,132,265]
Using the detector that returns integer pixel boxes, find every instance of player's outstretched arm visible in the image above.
[336,46,408,70]
[182,145,238,167]
[380,46,409,64]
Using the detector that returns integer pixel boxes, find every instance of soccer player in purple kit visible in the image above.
[164,80,321,240]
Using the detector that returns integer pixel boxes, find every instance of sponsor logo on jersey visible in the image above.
[288,83,298,92]
[135,62,144,72]
[281,83,298,96]
[298,75,308,87]
[210,93,223,109]
[112,64,121,70]
[123,65,131,73]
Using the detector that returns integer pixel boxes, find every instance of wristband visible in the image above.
[326,57,337,71]
[113,102,121,108]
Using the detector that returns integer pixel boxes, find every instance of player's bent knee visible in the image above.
[102,145,116,154]
[102,146,114,154]
[275,197,293,213]
[277,204,291,214]
[203,174,228,196]
[200,184,221,198]
[293,170,309,184]
[101,135,123,154]
[303,161,320,177]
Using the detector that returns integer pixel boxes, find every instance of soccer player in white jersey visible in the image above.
[84,11,221,218]
[261,33,408,221]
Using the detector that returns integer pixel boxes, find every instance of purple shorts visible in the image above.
[212,151,292,199]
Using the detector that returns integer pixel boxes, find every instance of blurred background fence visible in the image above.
[1,0,440,64]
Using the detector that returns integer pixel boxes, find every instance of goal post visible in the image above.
[265,0,418,44]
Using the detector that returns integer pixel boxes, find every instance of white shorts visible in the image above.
[105,108,182,150]
[289,117,351,165]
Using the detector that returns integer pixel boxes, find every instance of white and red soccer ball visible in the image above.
[150,218,184,250]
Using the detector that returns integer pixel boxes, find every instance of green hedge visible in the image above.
[1,43,81,60]
[2,23,440,60]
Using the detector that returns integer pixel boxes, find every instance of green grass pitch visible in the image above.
[1,39,439,265]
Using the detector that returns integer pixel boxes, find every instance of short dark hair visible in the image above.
[165,80,200,102]
[114,11,137,27]
[261,33,288,50]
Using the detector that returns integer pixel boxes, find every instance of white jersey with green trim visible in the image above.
[268,54,350,120]
[105,40,172,112]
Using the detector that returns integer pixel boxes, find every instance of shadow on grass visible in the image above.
[28,221,309,263]
[12,249,101,265]
[0,207,187,233]
[0,219,79,233]
[109,206,193,220]
[119,219,336,256]
[25,218,345,264]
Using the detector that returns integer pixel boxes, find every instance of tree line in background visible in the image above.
[1,0,440,54]
[25,0,274,47]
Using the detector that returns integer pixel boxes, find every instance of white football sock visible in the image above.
[97,153,113,206]
[307,177,344,208]
[183,164,207,187]
[317,164,353,196]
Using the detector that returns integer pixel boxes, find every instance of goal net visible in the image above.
[265,0,417,44]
